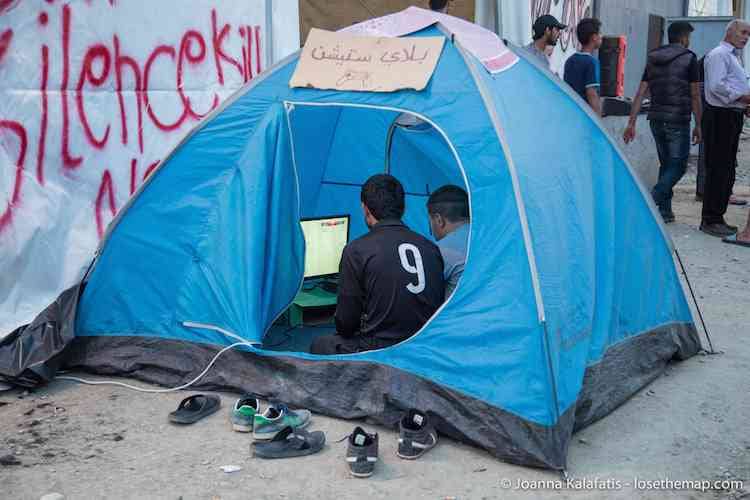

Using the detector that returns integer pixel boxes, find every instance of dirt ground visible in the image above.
[1,154,750,499]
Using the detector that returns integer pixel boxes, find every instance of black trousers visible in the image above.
[310,333,399,354]
[702,105,744,224]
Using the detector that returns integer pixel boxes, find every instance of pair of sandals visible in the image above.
[168,394,325,459]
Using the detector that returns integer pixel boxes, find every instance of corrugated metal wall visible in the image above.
[596,0,686,96]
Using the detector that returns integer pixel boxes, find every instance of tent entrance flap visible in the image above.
[76,104,304,348]
[284,102,467,242]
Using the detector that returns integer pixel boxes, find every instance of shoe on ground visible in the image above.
[659,210,676,224]
[253,403,311,440]
[729,195,748,206]
[346,426,379,478]
[396,409,438,460]
[699,222,737,237]
[231,394,260,432]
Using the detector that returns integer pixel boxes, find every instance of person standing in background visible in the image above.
[699,20,750,237]
[564,18,604,115]
[429,0,448,13]
[623,21,702,224]
[524,14,567,70]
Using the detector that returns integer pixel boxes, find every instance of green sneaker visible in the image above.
[253,403,311,440]
[231,395,260,432]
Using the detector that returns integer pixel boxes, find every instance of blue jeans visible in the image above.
[649,120,690,213]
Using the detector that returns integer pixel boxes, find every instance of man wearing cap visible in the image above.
[525,14,567,70]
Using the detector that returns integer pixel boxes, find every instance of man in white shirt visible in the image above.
[700,19,750,237]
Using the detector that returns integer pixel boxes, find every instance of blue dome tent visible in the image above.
[4,9,700,470]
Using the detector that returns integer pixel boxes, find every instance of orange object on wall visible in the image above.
[600,35,627,97]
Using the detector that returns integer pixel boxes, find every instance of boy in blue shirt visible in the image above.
[426,185,470,299]
[564,18,603,115]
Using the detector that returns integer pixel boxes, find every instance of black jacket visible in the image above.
[335,219,444,342]
[643,44,699,123]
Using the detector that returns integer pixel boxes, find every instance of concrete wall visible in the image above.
[602,115,659,189]
[597,0,686,97]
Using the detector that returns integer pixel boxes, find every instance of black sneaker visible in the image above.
[346,427,378,478]
[659,210,676,223]
[700,222,737,237]
[396,409,438,460]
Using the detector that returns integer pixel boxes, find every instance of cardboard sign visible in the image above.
[290,28,444,92]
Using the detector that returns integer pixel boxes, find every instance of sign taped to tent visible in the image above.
[290,28,444,92]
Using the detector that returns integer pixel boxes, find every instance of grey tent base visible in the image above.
[65,322,700,470]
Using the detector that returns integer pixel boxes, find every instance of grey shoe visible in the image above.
[346,427,378,478]
[253,403,311,441]
[396,409,438,460]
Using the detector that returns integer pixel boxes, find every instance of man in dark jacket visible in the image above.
[310,174,444,355]
[623,21,702,223]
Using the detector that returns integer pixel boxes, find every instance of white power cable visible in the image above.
[56,341,253,393]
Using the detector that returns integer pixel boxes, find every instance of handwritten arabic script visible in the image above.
[290,28,444,92]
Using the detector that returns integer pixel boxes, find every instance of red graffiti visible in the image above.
[143,160,159,180]
[129,158,137,195]
[60,5,82,169]
[0,29,12,66]
[144,45,190,131]
[36,45,49,185]
[254,25,261,76]
[76,44,112,149]
[0,121,28,233]
[211,9,243,85]
[113,35,144,153]
[531,0,592,53]
[177,30,219,119]
[94,169,116,239]
[1,3,264,239]
[0,0,17,15]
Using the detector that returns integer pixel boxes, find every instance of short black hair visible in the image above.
[429,0,448,11]
[427,185,469,223]
[576,18,601,46]
[668,21,694,43]
[361,174,405,220]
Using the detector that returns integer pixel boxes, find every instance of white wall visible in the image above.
[271,0,300,63]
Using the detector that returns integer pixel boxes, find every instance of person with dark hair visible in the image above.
[524,14,567,70]
[622,20,702,223]
[563,18,603,115]
[310,174,444,355]
[426,185,470,298]
[429,0,448,13]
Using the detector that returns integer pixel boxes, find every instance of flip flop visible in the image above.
[168,394,221,424]
[722,233,750,248]
[253,426,325,459]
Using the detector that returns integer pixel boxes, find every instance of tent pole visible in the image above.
[674,248,715,354]
[384,120,397,174]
